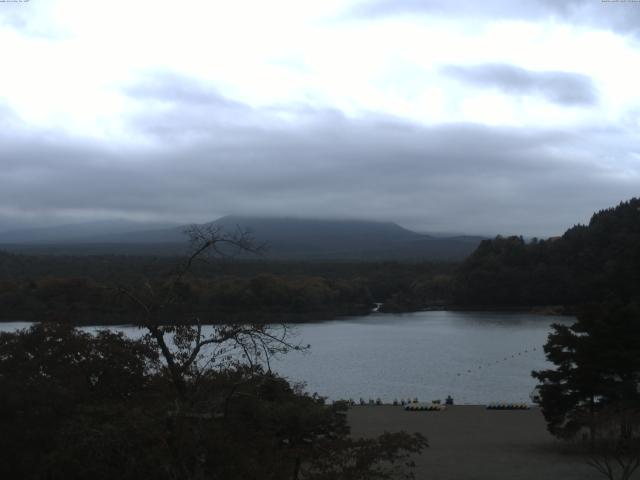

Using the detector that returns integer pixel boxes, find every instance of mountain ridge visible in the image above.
[0,216,486,260]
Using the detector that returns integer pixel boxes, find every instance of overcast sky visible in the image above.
[0,0,639,236]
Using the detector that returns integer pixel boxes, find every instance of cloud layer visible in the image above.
[352,0,640,37]
[0,79,637,236]
[441,64,597,106]
[0,2,639,237]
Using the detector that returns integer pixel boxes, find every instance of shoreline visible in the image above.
[0,304,574,326]
[418,304,575,316]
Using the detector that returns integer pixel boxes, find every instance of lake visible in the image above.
[0,311,572,405]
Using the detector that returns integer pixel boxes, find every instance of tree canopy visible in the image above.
[455,198,640,308]
[532,302,640,440]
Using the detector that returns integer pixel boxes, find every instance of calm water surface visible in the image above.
[0,311,572,404]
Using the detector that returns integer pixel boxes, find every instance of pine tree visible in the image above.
[532,303,640,441]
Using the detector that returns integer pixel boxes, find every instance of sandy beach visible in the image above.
[348,405,604,480]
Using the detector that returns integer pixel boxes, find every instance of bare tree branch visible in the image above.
[112,223,304,402]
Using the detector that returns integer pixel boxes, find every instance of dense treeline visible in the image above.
[455,198,640,309]
[0,275,372,324]
[0,254,456,323]
[5,197,638,322]
[0,252,453,283]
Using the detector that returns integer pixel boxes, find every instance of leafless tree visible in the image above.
[585,402,640,480]
[116,223,304,400]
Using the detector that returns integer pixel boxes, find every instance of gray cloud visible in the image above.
[350,0,640,38]
[0,79,636,237]
[124,71,245,108]
[441,63,598,106]
[122,71,272,141]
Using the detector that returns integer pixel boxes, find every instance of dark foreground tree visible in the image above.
[0,323,163,479]
[532,303,640,442]
[0,225,427,479]
[0,323,426,479]
[585,401,640,480]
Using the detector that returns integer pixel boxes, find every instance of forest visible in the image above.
[454,198,640,309]
[0,253,455,324]
[1,198,639,323]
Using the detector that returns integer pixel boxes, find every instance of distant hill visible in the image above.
[214,216,484,260]
[0,216,485,261]
[0,219,180,244]
[454,197,640,306]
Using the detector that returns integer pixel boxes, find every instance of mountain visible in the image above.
[216,216,486,259]
[0,219,180,244]
[0,216,485,260]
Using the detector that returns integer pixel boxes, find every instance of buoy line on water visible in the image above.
[439,344,544,406]
[453,345,541,378]
[342,344,544,407]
